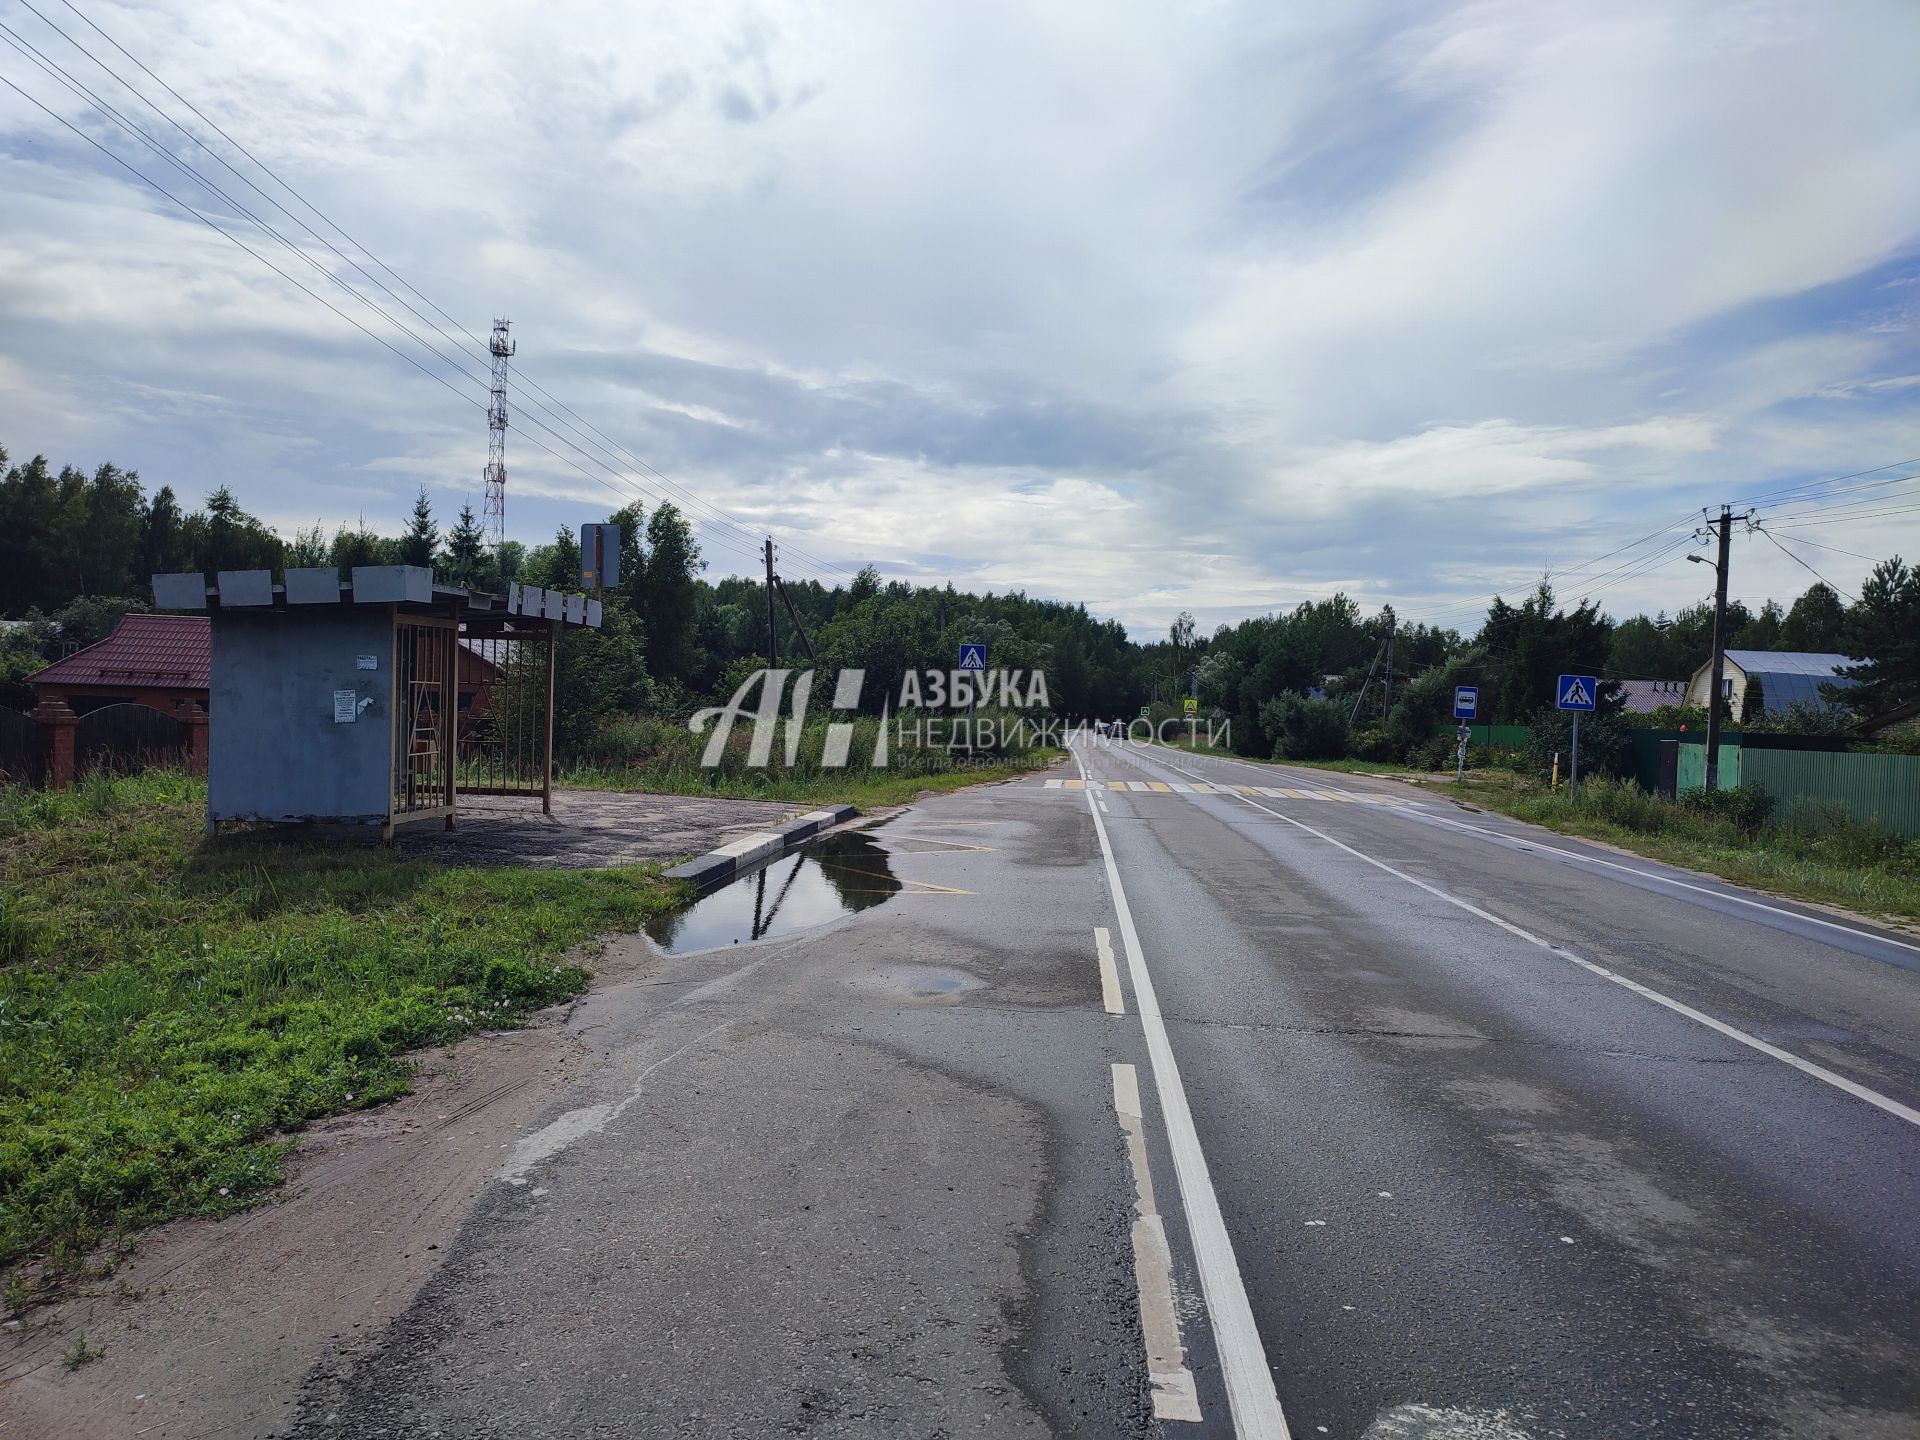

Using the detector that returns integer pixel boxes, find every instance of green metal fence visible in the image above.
[1432,723,1532,749]
[1675,742,1740,792]
[1738,748,1920,838]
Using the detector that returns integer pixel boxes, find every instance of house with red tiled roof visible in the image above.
[29,612,210,715]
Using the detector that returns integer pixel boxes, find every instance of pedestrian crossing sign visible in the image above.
[1556,674,1597,712]
[1183,697,1198,716]
[958,643,988,672]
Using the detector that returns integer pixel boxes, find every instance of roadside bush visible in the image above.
[1412,736,1455,772]
[1260,694,1350,761]
[1525,708,1629,783]
[1350,727,1393,762]
[1866,728,1920,757]
[1678,782,1774,835]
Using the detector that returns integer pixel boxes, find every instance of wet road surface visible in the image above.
[297,739,1920,1439]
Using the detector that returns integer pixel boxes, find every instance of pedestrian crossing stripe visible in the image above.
[1039,777,1412,807]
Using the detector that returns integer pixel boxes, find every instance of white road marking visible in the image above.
[1152,741,1917,960]
[1407,806,1920,959]
[1112,1063,1203,1423]
[1073,746,1293,1440]
[1145,747,1920,1132]
[1095,927,1126,1015]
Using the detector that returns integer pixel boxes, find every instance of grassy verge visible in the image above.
[1416,770,1920,925]
[561,753,1060,811]
[1164,736,1920,925]
[0,771,683,1294]
[560,713,1063,811]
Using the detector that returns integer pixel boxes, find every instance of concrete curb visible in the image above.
[661,804,858,888]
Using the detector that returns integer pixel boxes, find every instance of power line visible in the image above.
[1769,503,1920,531]
[1728,455,1920,507]
[0,35,785,576]
[1752,525,1856,603]
[21,0,857,584]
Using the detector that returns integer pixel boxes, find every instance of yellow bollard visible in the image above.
[1551,752,1560,791]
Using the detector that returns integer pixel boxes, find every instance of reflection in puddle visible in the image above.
[646,831,899,954]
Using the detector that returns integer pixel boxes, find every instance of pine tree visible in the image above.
[399,487,438,568]
[444,503,486,588]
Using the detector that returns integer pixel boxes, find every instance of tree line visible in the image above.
[3,441,1916,764]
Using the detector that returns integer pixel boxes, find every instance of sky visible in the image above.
[2,0,1918,640]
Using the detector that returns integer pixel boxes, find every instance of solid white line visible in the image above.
[1153,745,1919,959]
[1113,1063,1203,1423]
[1205,777,1920,1131]
[1407,807,1920,959]
[1094,926,1126,1015]
[1073,746,1293,1439]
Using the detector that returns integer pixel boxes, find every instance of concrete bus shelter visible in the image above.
[152,565,601,838]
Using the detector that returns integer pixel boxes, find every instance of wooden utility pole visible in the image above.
[764,538,778,669]
[1703,506,1734,792]
[1382,615,1397,723]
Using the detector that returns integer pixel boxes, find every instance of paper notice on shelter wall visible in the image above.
[334,689,358,723]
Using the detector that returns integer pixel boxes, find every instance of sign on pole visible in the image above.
[1556,675,1597,712]
[1452,685,1478,721]
[1556,673,1597,797]
[580,523,621,591]
[1183,697,1198,717]
[1139,706,1149,719]
[957,643,988,672]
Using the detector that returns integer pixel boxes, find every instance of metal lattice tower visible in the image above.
[481,318,515,547]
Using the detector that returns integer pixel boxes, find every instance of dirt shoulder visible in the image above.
[0,936,664,1440]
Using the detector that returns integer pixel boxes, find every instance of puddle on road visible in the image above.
[646,831,900,954]
[850,963,987,1002]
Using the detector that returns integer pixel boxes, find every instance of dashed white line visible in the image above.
[1113,1062,1203,1423]
[1073,746,1293,1440]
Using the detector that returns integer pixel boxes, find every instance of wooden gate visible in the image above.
[391,614,457,830]
[456,619,556,812]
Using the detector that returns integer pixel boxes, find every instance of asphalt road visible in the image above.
[298,740,1920,1439]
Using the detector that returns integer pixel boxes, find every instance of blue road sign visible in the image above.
[1557,674,1598,712]
[958,643,988,672]
[1452,685,1479,720]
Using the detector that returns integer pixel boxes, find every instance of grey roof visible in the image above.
[1720,651,1857,711]
[1725,651,1853,676]
[1613,678,1689,714]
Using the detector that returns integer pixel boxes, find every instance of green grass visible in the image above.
[0,771,684,1290]
[1425,771,1920,925]
[561,750,1061,810]
[556,756,1067,814]
[1161,734,1920,926]
[560,710,1061,810]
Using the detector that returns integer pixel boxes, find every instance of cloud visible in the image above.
[1,0,1917,634]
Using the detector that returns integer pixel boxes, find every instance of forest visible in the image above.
[3,442,1916,769]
